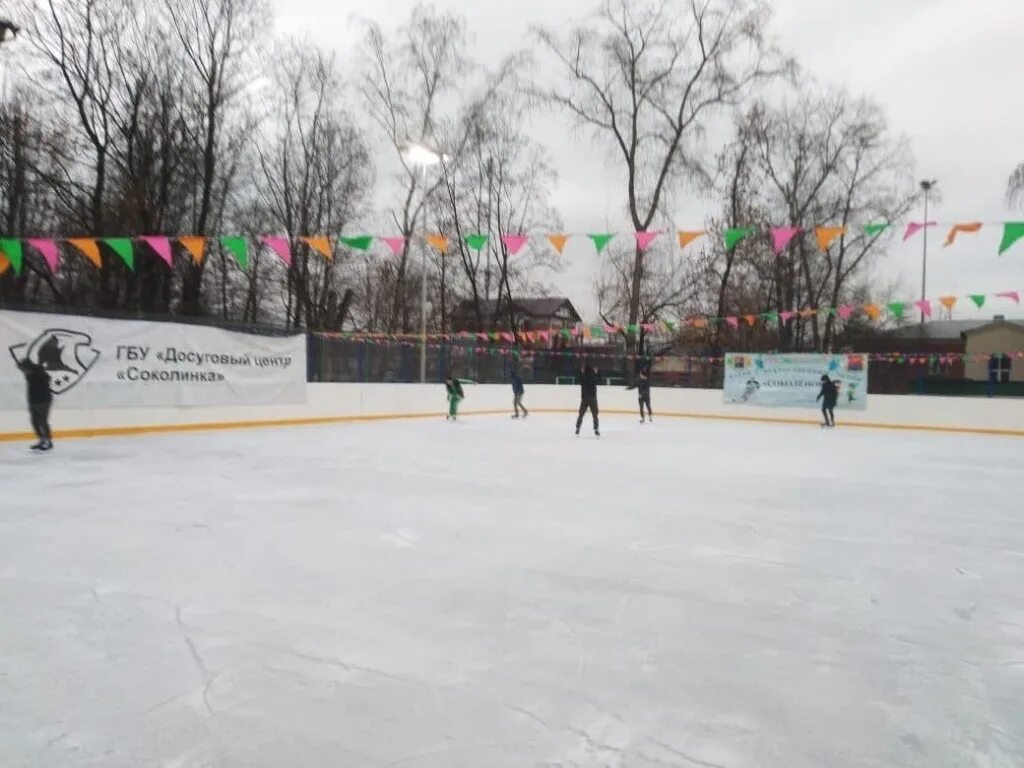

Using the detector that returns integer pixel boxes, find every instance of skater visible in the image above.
[16,357,53,451]
[637,359,653,423]
[445,375,464,421]
[575,362,601,436]
[511,370,528,419]
[817,374,838,427]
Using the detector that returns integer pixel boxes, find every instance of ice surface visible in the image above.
[2,414,1023,767]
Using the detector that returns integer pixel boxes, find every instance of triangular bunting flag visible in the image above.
[815,226,846,252]
[103,238,134,270]
[426,234,449,253]
[465,234,489,251]
[27,238,60,272]
[140,236,172,267]
[725,316,739,329]
[0,253,8,275]
[382,236,406,255]
[864,223,889,237]
[0,238,24,275]
[998,222,1024,255]
[635,231,660,251]
[339,235,372,252]
[770,227,801,253]
[938,296,957,311]
[779,310,796,323]
[221,237,249,270]
[501,234,529,255]
[887,302,906,319]
[678,230,706,249]
[724,227,756,250]
[262,236,292,266]
[302,236,333,259]
[179,236,206,265]
[996,291,1020,304]
[588,233,614,253]
[943,222,982,247]
[903,221,936,241]
[68,238,102,268]
[969,294,986,308]
[864,304,881,321]
[914,300,932,317]
[837,305,855,320]
[743,315,757,327]
[547,234,569,254]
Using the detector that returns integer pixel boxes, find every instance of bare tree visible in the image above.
[534,0,793,358]
[1008,162,1024,208]
[250,41,372,330]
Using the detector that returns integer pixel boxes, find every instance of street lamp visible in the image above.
[919,178,937,324]
[402,141,450,383]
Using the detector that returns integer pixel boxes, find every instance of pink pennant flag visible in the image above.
[779,310,796,323]
[837,304,855,320]
[770,226,801,254]
[501,234,530,255]
[996,291,1021,304]
[382,236,406,255]
[603,324,618,334]
[140,235,173,267]
[500,332,515,343]
[903,221,937,241]
[725,316,739,329]
[914,299,932,317]
[262,236,291,265]
[635,231,661,251]
[27,238,60,273]
[642,323,656,333]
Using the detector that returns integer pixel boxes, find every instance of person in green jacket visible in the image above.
[445,375,465,420]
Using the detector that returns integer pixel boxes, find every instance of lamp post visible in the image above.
[919,178,937,324]
[403,142,449,383]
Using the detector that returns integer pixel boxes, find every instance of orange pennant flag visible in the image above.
[815,226,847,252]
[426,234,449,253]
[547,234,569,254]
[799,308,816,318]
[692,318,708,329]
[943,222,982,247]
[0,253,9,275]
[863,303,881,321]
[678,230,706,249]
[68,238,102,268]
[178,236,207,265]
[743,314,757,327]
[302,236,333,260]
[939,296,958,311]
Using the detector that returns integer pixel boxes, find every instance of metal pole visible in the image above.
[420,163,428,383]
[920,187,929,324]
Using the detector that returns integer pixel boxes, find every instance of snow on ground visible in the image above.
[1,413,1023,768]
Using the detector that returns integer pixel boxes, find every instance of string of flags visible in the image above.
[307,288,1021,345]
[309,333,1024,368]
[1,220,1023,275]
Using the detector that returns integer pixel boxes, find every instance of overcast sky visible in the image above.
[272,0,1024,321]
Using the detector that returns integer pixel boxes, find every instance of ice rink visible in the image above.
[2,413,1023,767]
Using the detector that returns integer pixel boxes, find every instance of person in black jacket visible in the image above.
[637,359,653,424]
[16,358,54,450]
[575,363,600,436]
[511,370,528,419]
[817,374,838,427]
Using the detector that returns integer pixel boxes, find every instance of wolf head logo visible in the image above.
[9,329,101,395]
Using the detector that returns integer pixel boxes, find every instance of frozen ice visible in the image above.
[2,414,1023,767]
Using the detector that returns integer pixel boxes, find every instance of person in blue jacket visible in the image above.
[511,370,528,419]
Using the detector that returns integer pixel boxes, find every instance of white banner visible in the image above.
[723,353,869,410]
[0,310,306,410]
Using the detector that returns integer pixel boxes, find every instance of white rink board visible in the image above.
[1,415,1022,766]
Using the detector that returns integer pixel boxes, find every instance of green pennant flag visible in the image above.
[221,237,249,270]
[103,238,134,270]
[762,311,779,322]
[998,222,1024,255]
[626,324,638,334]
[864,223,889,237]
[0,238,24,275]
[724,227,756,250]
[340,235,373,252]
[970,294,986,308]
[664,321,675,332]
[888,302,906,319]
[465,234,489,251]
[591,324,606,337]
[588,233,614,253]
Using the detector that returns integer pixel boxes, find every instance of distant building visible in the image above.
[451,297,582,335]
[961,317,1024,382]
